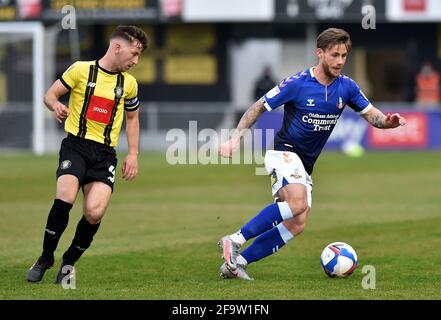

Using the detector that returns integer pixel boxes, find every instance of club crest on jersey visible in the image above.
[114,86,123,99]
[306,99,315,107]
[337,97,345,109]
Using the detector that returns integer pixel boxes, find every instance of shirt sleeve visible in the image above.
[263,76,299,111]
[124,79,139,112]
[347,79,372,114]
[60,62,80,90]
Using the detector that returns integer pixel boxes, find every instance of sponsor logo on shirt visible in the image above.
[86,95,115,124]
[306,99,315,107]
[302,113,340,131]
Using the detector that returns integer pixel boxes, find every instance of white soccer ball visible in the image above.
[320,242,358,278]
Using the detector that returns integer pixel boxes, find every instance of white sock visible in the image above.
[277,223,294,243]
[229,230,247,246]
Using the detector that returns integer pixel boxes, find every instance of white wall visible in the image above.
[230,39,310,110]
[280,41,311,79]
[183,0,274,22]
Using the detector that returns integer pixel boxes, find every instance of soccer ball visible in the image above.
[320,242,358,278]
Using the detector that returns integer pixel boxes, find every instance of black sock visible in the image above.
[62,216,100,264]
[42,199,72,260]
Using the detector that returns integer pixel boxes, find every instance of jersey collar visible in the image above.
[96,60,120,75]
[309,66,339,86]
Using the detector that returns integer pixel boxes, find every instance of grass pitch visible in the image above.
[0,151,440,300]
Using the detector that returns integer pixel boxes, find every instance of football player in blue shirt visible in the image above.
[218,28,406,280]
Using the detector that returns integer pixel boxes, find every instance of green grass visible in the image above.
[0,151,440,299]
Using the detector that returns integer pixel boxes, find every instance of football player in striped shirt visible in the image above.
[27,25,148,284]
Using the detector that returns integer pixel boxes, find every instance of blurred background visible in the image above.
[0,0,440,154]
[1,1,440,300]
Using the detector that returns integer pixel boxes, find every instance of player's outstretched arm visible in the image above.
[219,98,267,157]
[44,79,70,123]
[361,106,406,129]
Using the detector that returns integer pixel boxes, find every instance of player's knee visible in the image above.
[293,222,306,235]
[286,199,308,216]
[283,219,306,236]
[84,203,105,224]
[84,213,102,225]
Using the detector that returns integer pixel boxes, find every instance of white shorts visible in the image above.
[264,150,313,208]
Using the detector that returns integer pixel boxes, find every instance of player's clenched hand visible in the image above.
[52,102,69,123]
[385,113,406,128]
[122,154,138,181]
[219,137,240,158]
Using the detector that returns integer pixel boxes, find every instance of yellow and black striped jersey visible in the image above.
[60,60,139,147]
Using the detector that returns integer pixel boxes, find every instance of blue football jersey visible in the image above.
[263,67,372,175]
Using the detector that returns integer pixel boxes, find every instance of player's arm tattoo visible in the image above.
[233,98,267,139]
[362,108,387,129]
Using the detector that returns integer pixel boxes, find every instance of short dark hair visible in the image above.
[316,28,352,52]
[110,25,148,52]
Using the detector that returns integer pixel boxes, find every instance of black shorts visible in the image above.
[56,134,117,190]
